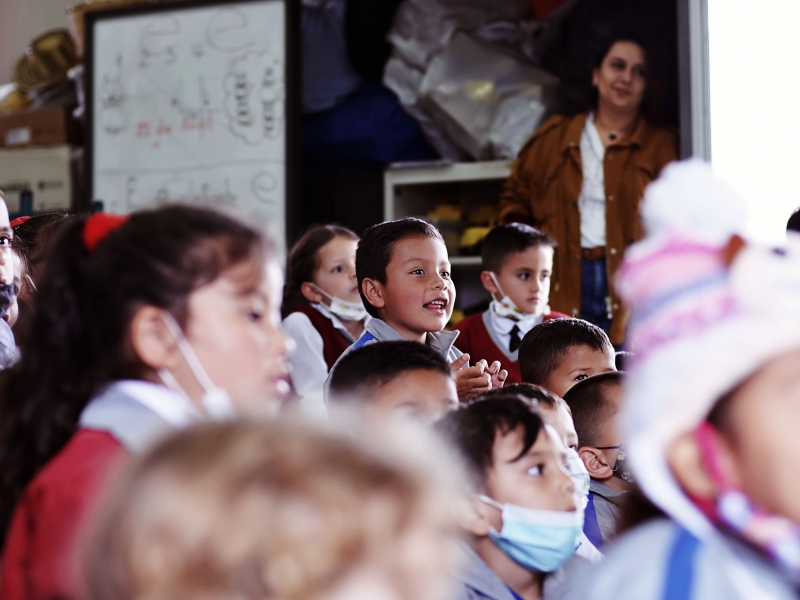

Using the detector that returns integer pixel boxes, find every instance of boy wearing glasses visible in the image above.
[563,372,630,548]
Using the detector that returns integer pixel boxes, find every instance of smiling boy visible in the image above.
[455,224,568,384]
[329,218,507,401]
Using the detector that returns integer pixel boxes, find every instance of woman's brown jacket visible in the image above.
[498,111,678,345]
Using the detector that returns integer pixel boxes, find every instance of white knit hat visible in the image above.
[617,159,800,540]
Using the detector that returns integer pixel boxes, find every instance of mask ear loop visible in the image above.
[161,313,218,395]
[488,272,507,304]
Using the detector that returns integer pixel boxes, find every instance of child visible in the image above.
[518,318,616,397]
[282,225,368,416]
[4,249,22,328]
[333,217,507,401]
[10,210,75,337]
[563,372,629,548]
[553,161,800,599]
[437,394,584,600]
[85,420,463,600]
[0,206,293,600]
[491,384,603,563]
[327,340,458,424]
[454,224,568,384]
[0,196,20,368]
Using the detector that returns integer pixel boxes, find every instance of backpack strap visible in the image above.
[662,526,701,600]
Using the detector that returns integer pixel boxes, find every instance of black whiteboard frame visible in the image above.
[83,0,300,240]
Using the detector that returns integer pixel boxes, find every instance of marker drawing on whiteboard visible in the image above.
[139,14,180,68]
[205,8,254,53]
[223,51,284,145]
[251,170,278,204]
[152,178,237,209]
[100,54,128,135]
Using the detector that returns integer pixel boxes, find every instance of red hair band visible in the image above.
[10,216,31,229]
[83,213,129,253]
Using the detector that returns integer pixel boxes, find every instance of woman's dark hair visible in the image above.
[282,225,359,318]
[561,32,663,124]
[0,205,268,543]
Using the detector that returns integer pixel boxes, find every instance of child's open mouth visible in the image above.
[424,298,448,314]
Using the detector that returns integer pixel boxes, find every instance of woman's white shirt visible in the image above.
[578,113,607,249]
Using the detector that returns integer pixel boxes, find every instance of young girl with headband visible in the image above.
[282,225,368,416]
[0,206,292,600]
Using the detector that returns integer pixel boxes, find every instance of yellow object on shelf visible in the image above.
[427,204,462,221]
[460,226,491,250]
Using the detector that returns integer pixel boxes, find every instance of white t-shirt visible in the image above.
[578,113,607,249]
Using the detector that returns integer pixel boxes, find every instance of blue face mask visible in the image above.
[479,495,583,573]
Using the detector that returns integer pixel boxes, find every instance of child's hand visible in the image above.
[487,360,508,389]
[450,354,492,401]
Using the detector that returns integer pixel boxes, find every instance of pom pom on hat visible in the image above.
[639,158,748,245]
[83,213,129,253]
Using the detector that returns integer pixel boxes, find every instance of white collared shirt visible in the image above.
[105,380,200,428]
[487,307,543,357]
[283,303,368,419]
[578,113,607,248]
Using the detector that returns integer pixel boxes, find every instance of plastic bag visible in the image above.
[418,33,558,160]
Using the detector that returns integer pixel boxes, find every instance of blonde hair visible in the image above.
[85,420,461,600]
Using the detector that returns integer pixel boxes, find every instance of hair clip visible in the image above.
[10,216,31,229]
[83,213,129,253]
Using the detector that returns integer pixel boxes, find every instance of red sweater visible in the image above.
[454,310,569,384]
[1,430,127,600]
[294,304,352,370]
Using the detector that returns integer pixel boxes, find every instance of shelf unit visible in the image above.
[383,160,511,313]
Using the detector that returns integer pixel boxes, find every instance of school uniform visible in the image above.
[582,479,629,549]
[454,310,569,384]
[0,381,197,600]
[338,317,462,364]
[454,542,591,600]
[547,518,800,600]
[283,303,368,417]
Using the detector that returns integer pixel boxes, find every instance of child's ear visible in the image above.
[361,278,386,311]
[456,496,492,538]
[300,282,324,304]
[579,446,615,480]
[129,305,180,371]
[667,431,719,500]
[480,271,500,296]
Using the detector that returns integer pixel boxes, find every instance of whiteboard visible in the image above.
[86,0,291,235]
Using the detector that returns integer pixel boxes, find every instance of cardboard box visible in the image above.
[0,146,73,212]
[0,106,77,148]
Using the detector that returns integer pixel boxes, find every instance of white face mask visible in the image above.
[565,448,590,510]
[312,284,368,322]
[158,313,237,421]
[489,272,543,324]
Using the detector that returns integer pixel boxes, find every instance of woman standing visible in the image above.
[499,36,677,345]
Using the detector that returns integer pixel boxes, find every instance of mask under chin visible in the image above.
[0,283,18,320]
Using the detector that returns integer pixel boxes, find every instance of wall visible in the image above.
[0,0,75,83]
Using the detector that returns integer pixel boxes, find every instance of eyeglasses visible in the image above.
[594,444,626,468]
